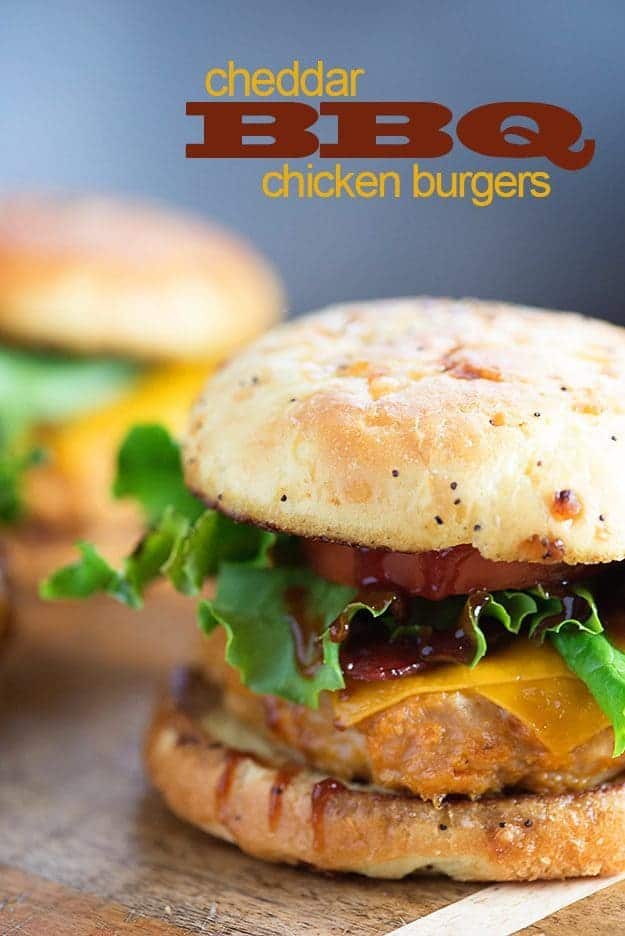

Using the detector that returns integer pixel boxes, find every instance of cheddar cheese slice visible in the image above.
[477,678,608,754]
[333,636,619,754]
[49,361,213,476]
[28,361,213,523]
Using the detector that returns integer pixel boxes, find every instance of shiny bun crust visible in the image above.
[145,669,625,881]
[185,298,625,563]
[0,195,284,359]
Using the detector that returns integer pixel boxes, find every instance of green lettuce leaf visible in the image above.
[0,346,141,524]
[39,515,194,608]
[551,627,625,756]
[40,504,264,608]
[112,424,278,592]
[163,508,277,594]
[465,586,602,665]
[39,541,137,605]
[0,347,140,439]
[41,508,191,608]
[199,564,392,707]
[0,445,45,524]
[41,424,280,603]
[113,424,205,524]
[388,589,558,667]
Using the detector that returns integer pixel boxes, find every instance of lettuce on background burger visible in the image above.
[43,298,625,880]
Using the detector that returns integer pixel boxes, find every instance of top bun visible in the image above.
[184,298,625,564]
[0,194,284,360]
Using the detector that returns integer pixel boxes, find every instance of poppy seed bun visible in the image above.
[185,298,625,563]
[145,669,625,880]
[0,194,284,359]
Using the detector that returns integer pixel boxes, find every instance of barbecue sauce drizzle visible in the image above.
[267,766,299,832]
[284,585,326,676]
[215,751,245,824]
[311,778,346,851]
[280,546,618,685]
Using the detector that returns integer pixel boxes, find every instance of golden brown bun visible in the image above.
[145,668,625,881]
[0,194,284,359]
[185,298,625,564]
[202,631,625,800]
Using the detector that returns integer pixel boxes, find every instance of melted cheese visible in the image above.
[476,678,608,754]
[29,361,214,522]
[333,637,619,754]
[49,361,213,475]
[334,639,572,727]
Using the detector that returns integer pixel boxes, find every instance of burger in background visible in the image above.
[0,193,283,577]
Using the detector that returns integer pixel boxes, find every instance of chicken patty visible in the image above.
[202,631,625,799]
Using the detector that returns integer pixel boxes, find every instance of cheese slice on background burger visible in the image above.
[0,194,283,575]
[43,297,625,881]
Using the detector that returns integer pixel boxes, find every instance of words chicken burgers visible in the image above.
[44,298,625,880]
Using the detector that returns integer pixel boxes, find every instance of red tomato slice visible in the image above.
[303,541,587,600]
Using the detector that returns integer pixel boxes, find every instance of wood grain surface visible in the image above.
[0,536,622,934]
[0,865,183,935]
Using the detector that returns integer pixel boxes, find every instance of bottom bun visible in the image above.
[145,668,625,881]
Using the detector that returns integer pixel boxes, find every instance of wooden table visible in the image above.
[0,540,623,934]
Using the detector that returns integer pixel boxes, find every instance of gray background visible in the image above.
[1,1,624,322]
